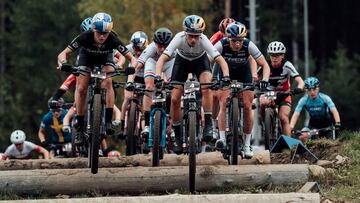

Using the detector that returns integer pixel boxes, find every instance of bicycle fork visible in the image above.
[148,108,167,148]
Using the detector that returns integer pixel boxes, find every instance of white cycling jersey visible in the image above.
[126,44,144,78]
[3,141,40,159]
[164,31,220,61]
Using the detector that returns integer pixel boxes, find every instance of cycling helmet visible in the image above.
[48,97,64,110]
[218,17,235,33]
[92,12,113,33]
[10,130,26,144]
[225,22,247,39]
[131,31,148,50]
[267,41,286,54]
[153,27,173,45]
[304,77,320,89]
[107,150,121,158]
[182,15,206,35]
[80,17,92,32]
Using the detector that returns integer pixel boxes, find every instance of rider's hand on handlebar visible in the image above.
[221,75,231,87]
[154,75,164,89]
[125,82,135,91]
[335,122,341,131]
[259,80,269,90]
[62,125,71,134]
[293,87,304,94]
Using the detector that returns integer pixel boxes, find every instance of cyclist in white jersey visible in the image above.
[2,130,49,160]
[118,31,149,136]
[127,28,175,137]
[155,15,230,153]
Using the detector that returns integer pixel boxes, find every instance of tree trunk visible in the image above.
[0,164,309,195]
[0,151,271,170]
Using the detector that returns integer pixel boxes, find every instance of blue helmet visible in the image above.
[80,17,92,32]
[182,15,205,35]
[92,12,113,33]
[304,77,320,89]
[225,22,247,39]
[131,31,148,50]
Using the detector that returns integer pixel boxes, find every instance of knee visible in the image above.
[102,79,112,88]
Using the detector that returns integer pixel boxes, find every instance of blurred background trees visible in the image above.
[0,0,359,150]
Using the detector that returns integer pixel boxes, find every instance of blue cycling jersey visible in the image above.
[294,92,336,128]
[40,109,72,144]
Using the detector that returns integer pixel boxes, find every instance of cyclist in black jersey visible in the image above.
[57,12,136,145]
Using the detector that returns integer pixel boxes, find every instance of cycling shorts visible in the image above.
[144,58,174,81]
[77,52,115,69]
[171,53,211,82]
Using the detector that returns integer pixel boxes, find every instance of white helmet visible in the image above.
[10,130,26,144]
[267,41,286,54]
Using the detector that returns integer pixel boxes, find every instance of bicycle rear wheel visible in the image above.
[90,94,101,174]
[264,108,274,150]
[188,111,197,194]
[152,110,162,167]
[126,101,137,155]
[230,97,239,165]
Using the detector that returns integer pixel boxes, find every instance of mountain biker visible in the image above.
[118,31,149,137]
[210,17,235,45]
[289,77,341,142]
[2,130,49,160]
[213,22,270,158]
[127,27,175,139]
[53,17,124,101]
[155,15,230,154]
[57,12,136,145]
[259,41,304,136]
[38,97,72,158]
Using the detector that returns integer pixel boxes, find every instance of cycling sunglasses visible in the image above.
[229,38,244,43]
[269,53,283,57]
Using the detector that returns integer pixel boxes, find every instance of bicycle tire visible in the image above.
[188,111,197,194]
[264,108,274,150]
[230,97,239,165]
[152,110,162,167]
[90,94,101,174]
[126,101,137,155]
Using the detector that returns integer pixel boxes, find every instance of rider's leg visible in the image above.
[211,91,219,139]
[142,75,155,136]
[74,68,90,140]
[199,71,213,141]
[242,91,255,146]
[279,104,291,136]
[171,87,183,153]
[215,88,230,149]
[102,65,116,135]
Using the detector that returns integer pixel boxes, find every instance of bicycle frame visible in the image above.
[148,89,168,148]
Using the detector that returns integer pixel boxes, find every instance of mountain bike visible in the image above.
[60,64,134,174]
[171,78,214,194]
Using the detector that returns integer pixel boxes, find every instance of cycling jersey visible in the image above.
[268,61,300,91]
[295,92,336,128]
[40,109,72,144]
[209,31,224,45]
[214,38,262,83]
[126,44,144,78]
[139,42,175,80]
[3,141,40,160]
[68,31,129,56]
[164,31,220,61]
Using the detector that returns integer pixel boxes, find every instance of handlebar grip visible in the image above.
[60,64,74,73]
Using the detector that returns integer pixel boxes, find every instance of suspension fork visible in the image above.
[148,107,167,148]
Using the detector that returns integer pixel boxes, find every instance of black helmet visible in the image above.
[48,97,64,110]
[153,27,173,45]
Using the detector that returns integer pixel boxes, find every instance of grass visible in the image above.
[320,131,360,202]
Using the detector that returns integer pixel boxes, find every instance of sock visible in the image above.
[219,131,226,141]
[201,145,206,152]
[53,89,66,100]
[77,116,85,131]
[144,111,150,126]
[245,133,252,146]
[120,119,125,130]
[105,108,113,124]
[172,122,181,140]
[204,112,212,126]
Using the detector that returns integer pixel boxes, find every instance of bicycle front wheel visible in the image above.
[264,108,274,150]
[90,94,101,174]
[152,110,162,167]
[126,101,137,155]
[230,97,239,165]
[188,111,197,194]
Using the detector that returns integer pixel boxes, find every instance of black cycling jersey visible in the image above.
[68,30,129,56]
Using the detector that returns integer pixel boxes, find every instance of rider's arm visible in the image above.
[214,56,229,77]
[38,127,47,143]
[63,107,76,126]
[330,108,341,124]
[57,47,73,67]
[249,56,258,81]
[37,146,50,159]
[294,76,305,89]
[256,56,270,81]
[289,111,301,129]
[114,50,126,69]
[156,54,170,76]
[127,62,144,83]
[113,105,121,120]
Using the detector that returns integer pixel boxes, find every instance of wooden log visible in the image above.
[0,151,271,170]
[0,164,309,195]
[13,193,321,203]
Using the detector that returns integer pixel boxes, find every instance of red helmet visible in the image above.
[218,17,235,33]
[107,150,121,158]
